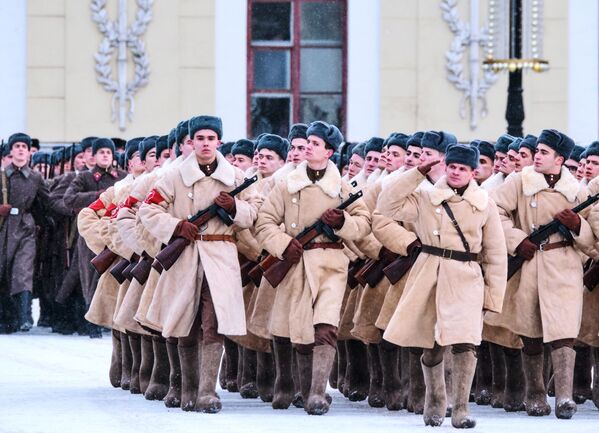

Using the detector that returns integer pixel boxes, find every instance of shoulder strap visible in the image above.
[441,200,470,253]
[1,169,7,204]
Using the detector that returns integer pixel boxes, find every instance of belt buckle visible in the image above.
[9,208,19,215]
[197,233,204,242]
[442,249,452,259]
[539,239,548,252]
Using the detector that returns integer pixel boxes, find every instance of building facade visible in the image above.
[0,0,597,144]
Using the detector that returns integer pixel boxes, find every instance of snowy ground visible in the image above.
[1,307,598,433]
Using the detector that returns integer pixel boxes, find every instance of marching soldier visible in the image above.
[378,143,507,428]
[487,129,595,419]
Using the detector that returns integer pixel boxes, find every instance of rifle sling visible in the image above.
[441,200,471,253]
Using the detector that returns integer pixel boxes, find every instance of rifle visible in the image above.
[260,191,364,288]
[153,175,258,272]
[109,257,131,284]
[130,252,153,285]
[239,254,260,287]
[507,193,599,280]
[121,254,140,281]
[347,258,366,289]
[583,259,599,292]
[383,243,422,284]
[91,247,119,275]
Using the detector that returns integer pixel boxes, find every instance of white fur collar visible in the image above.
[114,173,135,198]
[273,163,296,182]
[428,177,489,211]
[350,170,369,189]
[287,160,341,198]
[480,172,505,191]
[367,168,382,185]
[178,151,236,188]
[381,166,406,189]
[521,165,580,202]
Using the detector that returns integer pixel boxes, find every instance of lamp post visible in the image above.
[483,0,548,136]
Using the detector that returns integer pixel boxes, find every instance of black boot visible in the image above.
[573,344,592,404]
[489,343,506,408]
[15,291,33,332]
[408,349,425,414]
[379,340,403,410]
[272,337,295,409]
[224,338,239,392]
[239,348,259,398]
[474,341,492,405]
[256,350,275,402]
[336,341,348,396]
[164,338,182,408]
[345,339,369,401]
[367,344,385,407]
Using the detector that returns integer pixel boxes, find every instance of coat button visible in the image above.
[292,198,297,203]
[531,201,537,208]
[291,223,297,228]
[187,215,192,219]
[433,230,439,236]
[435,208,441,214]
[188,192,193,199]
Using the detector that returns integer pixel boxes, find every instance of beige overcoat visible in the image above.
[254,160,371,344]
[378,168,507,348]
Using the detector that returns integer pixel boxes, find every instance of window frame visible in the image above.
[247,0,347,138]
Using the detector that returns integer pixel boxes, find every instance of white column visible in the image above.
[0,0,27,138]
[215,0,247,141]
[568,0,598,143]
[346,0,380,141]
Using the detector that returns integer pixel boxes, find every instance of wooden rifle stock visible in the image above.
[239,254,259,287]
[130,252,153,284]
[583,260,599,292]
[358,248,400,288]
[121,254,140,281]
[507,193,599,281]
[154,175,258,271]
[91,247,119,275]
[347,258,366,289]
[382,245,421,285]
[109,258,131,284]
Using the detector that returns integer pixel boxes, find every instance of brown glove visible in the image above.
[0,204,11,217]
[516,238,537,261]
[406,239,422,255]
[283,238,303,264]
[173,220,198,242]
[215,191,236,216]
[555,209,581,234]
[321,208,345,229]
[417,160,440,175]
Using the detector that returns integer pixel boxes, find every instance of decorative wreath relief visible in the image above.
[91,0,153,131]
[441,0,497,130]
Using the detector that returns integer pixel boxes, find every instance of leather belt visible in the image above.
[421,245,478,262]
[304,242,344,251]
[537,240,572,252]
[193,234,235,242]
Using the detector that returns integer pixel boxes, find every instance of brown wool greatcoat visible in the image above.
[138,151,261,338]
[254,160,371,345]
[377,168,507,348]
[486,166,595,342]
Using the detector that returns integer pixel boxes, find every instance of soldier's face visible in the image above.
[95,148,113,169]
[378,147,388,169]
[84,147,96,167]
[446,163,475,189]
[143,148,157,172]
[564,159,579,176]
[305,135,333,167]
[533,143,563,175]
[257,148,285,177]
[224,153,235,164]
[347,154,364,178]
[517,147,534,171]
[364,151,381,176]
[404,146,422,169]
[128,151,143,173]
[158,149,170,166]
[474,155,493,183]
[232,154,253,171]
[385,146,406,172]
[576,159,587,181]
[501,150,518,174]
[585,155,599,180]
[74,152,86,171]
[493,151,506,173]
[10,142,29,166]
[421,148,445,177]
[253,150,259,166]
[288,138,307,164]
[180,135,194,157]
[192,129,220,163]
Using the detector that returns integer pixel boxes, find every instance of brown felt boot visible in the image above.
[488,343,506,408]
[451,351,477,428]
[421,358,447,426]
[474,342,492,405]
[444,350,454,417]
[257,351,275,402]
[329,349,339,389]
[522,352,551,416]
[503,348,525,412]
[292,350,304,408]
[408,350,426,414]
[399,347,410,409]
[140,335,154,394]
[345,339,369,401]
[379,340,403,411]
[195,342,224,413]
[120,333,132,390]
[305,345,336,415]
[573,344,592,404]
[164,338,182,408]
[178,343,199,411]
[145,337,170,401]
[592,347,599,409]
[336,341,348,396]
[129,333,142,394]
[551,347,577,419]
[219,352,227,390]
[367,344,386,408]
[296,348,313,406]
[224,338,239,392]
[272,337,295,409]
[239,348,259,398]
[110,330,122,388]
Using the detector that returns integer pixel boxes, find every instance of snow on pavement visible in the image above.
[1,327,598,433]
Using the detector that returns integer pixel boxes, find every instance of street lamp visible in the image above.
[483,0,549,137]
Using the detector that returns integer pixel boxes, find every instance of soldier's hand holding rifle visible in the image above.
[173,220,198,242]
[555,209,581,234]
[215,192,236,216]
[0,204,11,217]
[283,239,303,264]
[320,208,345,229]
[516,239,537,261]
